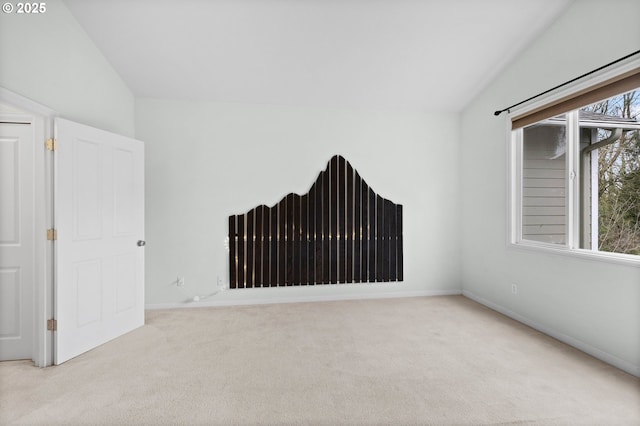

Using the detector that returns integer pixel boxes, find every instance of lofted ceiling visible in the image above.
[64,0,572,112]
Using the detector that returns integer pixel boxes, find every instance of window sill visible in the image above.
[508,240,640,267]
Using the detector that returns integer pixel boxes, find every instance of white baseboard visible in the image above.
[145,289,462,311]
[462,290,640,378]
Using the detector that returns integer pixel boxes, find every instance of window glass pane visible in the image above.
[521,115,567,245]
[580,89,640,255]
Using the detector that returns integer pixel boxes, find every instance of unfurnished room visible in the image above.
[0,0,639,424]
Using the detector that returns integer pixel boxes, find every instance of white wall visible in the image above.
[137,99,461,305]
[461,0,640,375]
[0,0,134,136]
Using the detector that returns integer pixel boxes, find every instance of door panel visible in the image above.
[55,118,144,365]
[113,148,136,236]
[0,268,20,336]
[73,138,102,240]
[0,122,34,361]
[114,253,137,313]
[74,259,102,327]
[0,137,19,244]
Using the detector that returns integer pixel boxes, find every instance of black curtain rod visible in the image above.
[493,49,640,116]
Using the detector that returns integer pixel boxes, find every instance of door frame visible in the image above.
[0,87,55,367]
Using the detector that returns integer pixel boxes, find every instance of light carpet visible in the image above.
[1,295,638,425]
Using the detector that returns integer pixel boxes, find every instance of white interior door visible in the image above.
[0,122,35,361]
[54,118,144,364]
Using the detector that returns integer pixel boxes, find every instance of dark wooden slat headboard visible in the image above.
[229,155,403,288]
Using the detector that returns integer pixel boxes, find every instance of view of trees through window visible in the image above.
[582,90,640,255]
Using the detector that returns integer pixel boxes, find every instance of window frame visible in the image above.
[507,57,640,267]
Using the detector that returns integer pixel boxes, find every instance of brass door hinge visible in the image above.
[46,229,57,241]
[45,138,57,151]
[47,319,57,331]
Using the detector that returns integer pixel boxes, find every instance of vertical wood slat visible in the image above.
[229,215,237,289]
[228,155,403,288]
[246,210,255,288]
[254,206,263,287]
[323,164,331,284]
[315,173,324,284]
[292,194,301,286]
[361,180,369,283]
[396,205,403,281]
[237,214,245,288]
[338,156,346,283]
[330,156,338,284]
[308,185,316,285]
[278,198,286,286]
[368,188,376,282]
[300,194,309,285]
[382,198,390,281]
[346,164,354,283]
[376,194,384,282]
[353,173,362,283]
[286,194,294,286]
[387,200,397,282]
[270,205,278,286]
[263,207,271,287]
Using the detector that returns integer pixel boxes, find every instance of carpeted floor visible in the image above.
[1,295,638,425]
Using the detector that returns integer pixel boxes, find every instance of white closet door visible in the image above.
[0,122,34,361]
[54,118,144,365]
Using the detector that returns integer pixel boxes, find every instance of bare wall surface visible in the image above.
[460,0,640,374]
[0,0,135,136]
[136,100,461,305]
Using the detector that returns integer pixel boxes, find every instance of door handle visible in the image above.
[137,240,146,247]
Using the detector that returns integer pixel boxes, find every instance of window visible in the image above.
[580,96,640,255]
[520,115,568,245]
[510,67,640,261]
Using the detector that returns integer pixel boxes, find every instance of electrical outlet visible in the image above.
[217,275,226,291]
[511,284,518,295]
